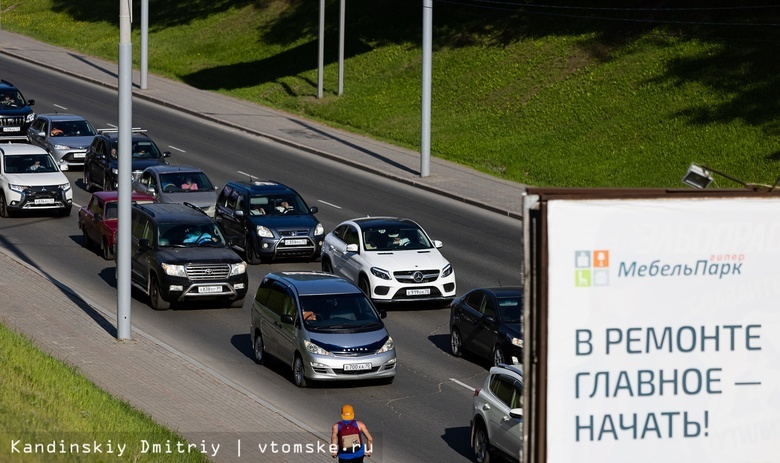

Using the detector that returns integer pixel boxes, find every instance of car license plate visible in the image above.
[343,363,371,371]
[3,127,20,132]
[284,239,307,246]
[34,198,55,205]
[406,288,431,296]
[198,286,222,293]
[73,153,86,158]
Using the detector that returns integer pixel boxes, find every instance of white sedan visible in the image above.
[321,217,456,305]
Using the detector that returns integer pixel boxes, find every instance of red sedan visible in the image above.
[78,190,154,260]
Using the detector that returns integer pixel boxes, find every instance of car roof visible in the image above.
[227,180,296,194]
[490,364,524,381]
[268,271,363,296]
[143,165,204,174]
[90,190,156,202]
[349,217,420,229]
[0,144,50,156]
[133,203,212,223]
[96,129,153,142]
[0,80,20,91]
[474,286,523,297]
[37,113,89,122]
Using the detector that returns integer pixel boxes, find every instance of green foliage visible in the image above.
[3,0,779,187]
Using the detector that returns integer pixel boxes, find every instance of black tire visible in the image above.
[450,327,463,357]
[245,236,261,265]
[379,375,395,385]
[230,297,245,308]
[358,276,371,297]
[473,421,492,463]
[492,345,505,367]
[101,238,114,261]
[293,354,308,388]
[149,275,171,311]
[321,258,333,273]
[83,168,93,192]
[253,333,265,364]
[0,193,13,218]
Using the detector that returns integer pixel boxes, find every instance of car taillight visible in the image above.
[474,387,481,397]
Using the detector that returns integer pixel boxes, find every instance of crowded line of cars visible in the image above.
[1,82,524,461]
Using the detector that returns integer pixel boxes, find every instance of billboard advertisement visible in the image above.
[545,197,780,462]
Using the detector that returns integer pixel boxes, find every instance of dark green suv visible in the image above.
[129,202,248,310]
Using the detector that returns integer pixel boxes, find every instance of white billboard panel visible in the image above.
[546,198,780,462]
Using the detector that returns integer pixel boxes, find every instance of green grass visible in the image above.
[0,323,211,463]
[3,0,779,187]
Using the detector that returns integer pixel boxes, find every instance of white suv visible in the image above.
[471,364,523,463]
[0,144,72,217]
[321,217,456,305]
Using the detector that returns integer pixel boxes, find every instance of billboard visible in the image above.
[524,192,780,463]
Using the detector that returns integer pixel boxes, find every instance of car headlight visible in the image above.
[229,262,247,276]
[441,263,453,278]
[256,225,273,238]
[314,222,324,236]
[8,184,28,194]
[304,339,331,356]
[26,113,36,123]
[370,267,392,280]
[161,263,187,277]
[378,337,395,353]
[53,144,70,150]
[111,168,119,175]
[511,337,523,348]
[59,183,71,192]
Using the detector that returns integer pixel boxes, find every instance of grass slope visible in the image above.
[3,0,779,187]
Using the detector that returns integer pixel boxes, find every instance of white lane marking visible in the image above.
[317,200,341,209]
[168,146,186,153]
[450,378,475,392]
[54,104,68,110]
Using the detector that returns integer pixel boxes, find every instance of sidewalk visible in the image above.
[0,30,526,462]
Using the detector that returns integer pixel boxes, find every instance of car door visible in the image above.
[473,294,500,358]
[488,374,523,459]
[27,117,46,149]
[89,138,109,186]
[129,212,152,289]
[215,187,244,245]
[457,290,486,354]
[334,225,364,284]
[85,195,106,245]
[261,282,290,358]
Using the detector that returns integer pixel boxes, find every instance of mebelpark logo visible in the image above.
[574,250,610,287]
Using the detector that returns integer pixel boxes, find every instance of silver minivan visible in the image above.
[250,271,397,387]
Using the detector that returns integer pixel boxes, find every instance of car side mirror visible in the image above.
[509,408,523,419]
[345,243,358,253]
[147,186,156,195]
[138,238,151,251]
[95,213,103,221]
[59,164,68,172]
[227,236,240,246]
[235,210,244,217]
[481,314,496,326]
[35,131,45,137]
[28,99,35,106]
[379,309,387,319]
[309,206,319,214]
[433,240,443,248]
[280,314,294,325]
[163,152,171,158]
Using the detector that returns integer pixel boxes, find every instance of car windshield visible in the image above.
[4,154,58,174]
[248,194,307,216]
[0,91,23,107]
[361,224,432,251]
[111,140,162,159]
[299,293,382,330]
[159,172,214,192]
[157,222,226,247]
[497,296,522,323]
[50,120,96,138]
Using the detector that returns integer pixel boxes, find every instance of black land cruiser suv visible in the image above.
[0,80,36,142]
[129,202,248,310]
[214,180,324,264]
[83,128,170,191]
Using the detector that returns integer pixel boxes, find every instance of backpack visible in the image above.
[338,420,362,453]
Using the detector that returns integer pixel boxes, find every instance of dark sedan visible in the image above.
[449,286,523,367]
[78,190,155,260]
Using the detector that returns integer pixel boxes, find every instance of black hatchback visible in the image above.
[449,286,523,367]
[215,180,324,264]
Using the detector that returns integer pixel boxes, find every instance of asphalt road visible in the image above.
[0,55,524,463]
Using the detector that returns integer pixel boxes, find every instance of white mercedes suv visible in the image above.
[0,144,72,217]
[321,216,456,305]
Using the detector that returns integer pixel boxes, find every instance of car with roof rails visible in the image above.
[128,202,248,310]
[27,113,97,168]
[83,128,170,192]
[214,180,324,264]
[0,79,35,142]
[0,144,72,217]
[79,190,155,260]
[131,165,218,217]
[321,216,456,305]
[471,364,523,463]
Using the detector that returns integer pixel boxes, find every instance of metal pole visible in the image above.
[338,0,345,96]
[117,0,134,340]
[318,0,325,99]
[141,0,148,89]
[420,0,432,177]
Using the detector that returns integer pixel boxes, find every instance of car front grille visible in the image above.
[393,269,440,283]
[0,116,25,126]
[278,229,310,237]
[186,263,231,280]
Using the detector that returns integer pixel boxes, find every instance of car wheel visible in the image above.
[474,421,492,463]
[450,327,463,357]
[358,276,371,297]
[253,333,265,364]
[83,169,93,192]
[0,193,14,218]
[101,238,114,261]
[245,236,261,265]
[149,275,171,311]
[230,297,245,308]
[492,345,505,367]
[321,258,333,273]
[293,354,308,388]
